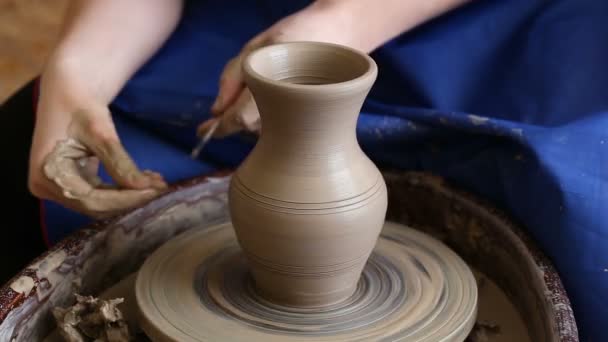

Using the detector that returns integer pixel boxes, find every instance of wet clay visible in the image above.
[135,221,478,341]
[43,138,105,199]
[43,137,163,218]
[229,42,388,307]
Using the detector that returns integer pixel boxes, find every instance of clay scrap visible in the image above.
[52,294,130,342]
[466,321,501,342]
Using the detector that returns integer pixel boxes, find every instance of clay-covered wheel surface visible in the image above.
[135,221,478,341]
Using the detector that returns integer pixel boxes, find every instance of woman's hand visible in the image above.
[197,1,359,138]
[28,0,183,218]
[29,68,167,218]
[197,0,470,138]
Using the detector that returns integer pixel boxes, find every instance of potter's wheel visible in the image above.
[135,221,478,341]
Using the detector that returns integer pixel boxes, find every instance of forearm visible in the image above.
[42,0,183,107]
[310,0,471,52]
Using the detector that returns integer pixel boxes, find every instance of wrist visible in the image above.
[33,62,110,164]
[38,57,106,119]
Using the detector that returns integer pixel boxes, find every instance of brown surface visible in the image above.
[0,0,68,104]
[230,42,388,307]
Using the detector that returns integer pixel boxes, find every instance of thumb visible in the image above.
[73,116,166,190]
[211,33,270,116]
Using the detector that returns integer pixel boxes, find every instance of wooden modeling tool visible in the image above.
[191,120,220,159]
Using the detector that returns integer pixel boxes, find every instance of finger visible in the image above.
[70,113,167,190]
[78,187,162,218]
[42,137,165,218]
[95,140,155,189]
[211,57,245,115]
[196,118,220,138]
[143,170,163,180]
[78,156,99,175]
[142,170,168,189]
[214,90,261,138]
[210,32,270,116]
[78,156,103,187]
[43,139,96,199]
[44,160,163,219]
[216,114,240,137]
[199,111,241,138]
[230,89,261,133]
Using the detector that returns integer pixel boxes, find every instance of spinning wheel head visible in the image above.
[135,222,478,341]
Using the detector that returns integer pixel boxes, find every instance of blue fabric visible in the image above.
[42,0,607,340]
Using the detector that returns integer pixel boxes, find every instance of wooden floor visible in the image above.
[0,0,68,104]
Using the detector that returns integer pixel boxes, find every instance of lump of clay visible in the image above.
[52,294,131,342]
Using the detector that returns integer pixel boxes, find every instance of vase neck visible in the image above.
[255,89,367,154]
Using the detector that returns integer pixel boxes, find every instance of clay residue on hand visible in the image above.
[52,294,131,342]
[42,137,164,218]
[43,138,101,199]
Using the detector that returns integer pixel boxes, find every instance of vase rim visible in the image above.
[242,41,377,92]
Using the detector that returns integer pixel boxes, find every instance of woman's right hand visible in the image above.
[197,0,471,139]
[28,65,167,219]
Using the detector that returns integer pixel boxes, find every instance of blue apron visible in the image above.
[42,1,608,340]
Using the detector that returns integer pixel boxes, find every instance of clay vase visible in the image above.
[229,41,387,308]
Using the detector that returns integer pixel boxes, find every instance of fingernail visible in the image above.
[144,170,163,180]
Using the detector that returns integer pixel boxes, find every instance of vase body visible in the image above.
[229,42,387,308]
